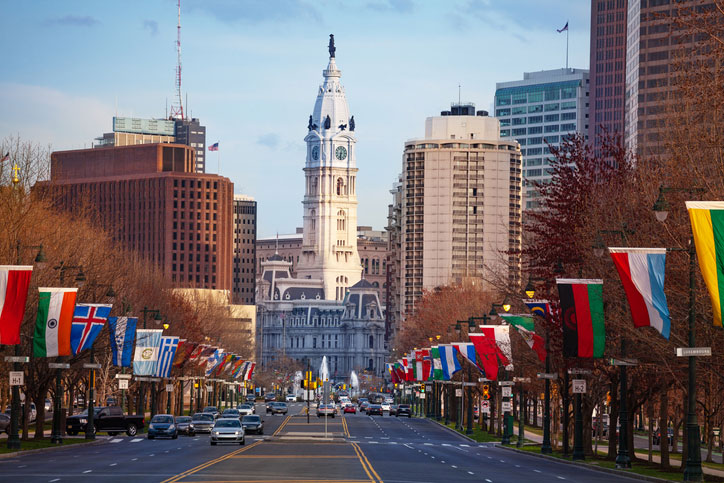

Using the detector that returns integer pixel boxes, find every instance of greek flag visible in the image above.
[156,336,180,378]
[133,329,163,376]
[108,316,137,367]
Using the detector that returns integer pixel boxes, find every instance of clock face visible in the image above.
[312,146,319,160]
[335,146,347,161]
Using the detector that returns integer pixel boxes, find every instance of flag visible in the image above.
[609,247,671,339]
[453,342,484,373]
[133,329,163,376]
[205,349,224,377]
[687,201,724,327]
[70,304,112,355]
[469,326,513,380]
[557,278,605,358]
[156,336,180,378]
[231,358,245,379]
[173,339,193,367]
[524,299,550,318]
[0,265,33,345]
[108,316,137,367]
[515,325,547,362]
[438,345,461,380]
[187,343,207,364]
[499,314,535,331]
[33,287,78,357]
[557,21,568,33]
[244,362,256,381]
[208,142,219,151]
[197,345,218,366]
[235,360,250,380]
[430,346,443,380]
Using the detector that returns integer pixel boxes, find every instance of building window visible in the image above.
[369,335,374,349]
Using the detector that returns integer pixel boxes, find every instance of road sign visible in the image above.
[676,347,712,357]
[4,356,29,363]
[166,384,174,392]
[419,393,426,399]
[206,385,213,392]
[48,363,70,369]
[9,371,24,386]
[115,374,132,379]
[513,377,531,383]
[83,363,101,369]
[502,401,513,412]
[610,358,639,366]
[455,388,462,397]
[498,381,515,386]
[502,387,512,398]
[118,379,129,390]
[481,400,490,414]
[568,368,592,375]
[572,379,587,394]
[537,372,558,380]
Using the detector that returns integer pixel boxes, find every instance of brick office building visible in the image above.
[45,143,233,290]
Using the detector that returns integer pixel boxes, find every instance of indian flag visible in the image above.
[687,201,724,327]
[33,288,77,357]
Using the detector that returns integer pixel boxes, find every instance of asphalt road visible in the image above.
[0,402,645,482]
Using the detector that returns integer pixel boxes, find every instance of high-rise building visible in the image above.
[44,143,233,291]
[589,0,628,146]
[495,69,590,211]
[398,104,523,316]
[232,195,257,305]
[175,118,207,173]
[385,176,403,341]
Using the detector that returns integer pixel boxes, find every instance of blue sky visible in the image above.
[0,0,590,238]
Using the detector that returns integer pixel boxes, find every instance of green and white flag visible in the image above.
[499,314,535,332]
[430,346,443,381]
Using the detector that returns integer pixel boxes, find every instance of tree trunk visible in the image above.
[660,389,670,470]
[583,396,594,457]
[607,396,619,461]
[706,415,714,463]
[647,393,654,463]
[681,396,688,470]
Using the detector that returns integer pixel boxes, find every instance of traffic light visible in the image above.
[482,384,490,400]
[342,384,346,390]
[420,384,425,393]
[606,391,611,405]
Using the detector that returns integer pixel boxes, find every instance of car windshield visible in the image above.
[176,417,191,423]
[151,415,173,423]
[223,410,238,415]
[214,419,241,428]
[242,416,261,423]
[239,404,252,409]
[76,408,103,416]
[273,402,286,407]
[203,407,217,412]
[192,414,213,422]
[399,405,410,409]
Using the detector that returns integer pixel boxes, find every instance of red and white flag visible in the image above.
[0,266,33,345]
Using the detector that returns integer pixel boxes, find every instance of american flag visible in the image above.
[71,304,112,355]
[208,142,219,151]
[155,336,180,378]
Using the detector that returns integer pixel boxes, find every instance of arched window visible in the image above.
[337,210,346,231]
[336,178,346,196]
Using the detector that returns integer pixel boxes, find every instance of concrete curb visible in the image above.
[0,437,107,459]
[495,444,672,483]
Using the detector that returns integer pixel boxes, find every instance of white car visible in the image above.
[380,402,391,412]
[237,404,255,416]
[285,394,296,402]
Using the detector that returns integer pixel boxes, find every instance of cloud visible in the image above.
[45,15,100,27]
[366,0,415,13]
[457,0,588,33]
[257,133,280,148]
[143,20,158,36]
[185,0,321,24]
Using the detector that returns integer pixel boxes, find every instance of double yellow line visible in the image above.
[272,413,292,436]
[351,442,383,483]
[341,416,350,437]
[161,440,263,483]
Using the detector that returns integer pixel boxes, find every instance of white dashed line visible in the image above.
[442,443,451,446]
[49,479,60,482]
[499,459,505,463]
[534,469,542,473]
[451,465,457,468]
[468,472,474,475]
[485,479,492,483]
[130,438,143,443]
[109,463,117,467]
[424,443,433,446]
[82,470,92,474]
[131,458,138,461]
[18,465,26,468]
[460,444,470,447]
[557,477,565,480]
[110,438,123,443]
[515,464,520,468]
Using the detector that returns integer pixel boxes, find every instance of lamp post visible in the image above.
[489,302,512,444]
[139,307,162,418]
[653,185,704,481]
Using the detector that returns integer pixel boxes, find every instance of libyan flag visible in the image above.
[557,279,605,358]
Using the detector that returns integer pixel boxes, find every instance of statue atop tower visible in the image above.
[328,34,336,58]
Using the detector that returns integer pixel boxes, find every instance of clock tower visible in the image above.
[297,35,361,300]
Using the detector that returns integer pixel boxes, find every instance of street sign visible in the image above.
[572,379,587,394]
[537,373,558,380]
[5,356,29,363]
[513,377,531,383]
[166,384,174,392]
[455,389,462,397]
[502,387,512,398]
[568,368,592,375]
[502,401,513,412]
[206,385,213,392]
[676,347,712,357]
[498,381,515,386]
[115,374,132,379]
[419,393,426,399]
[481,400,490,414]
[48,363,70,369]
[83,363,101,369]
[118,379,129,390]
[9,371,24,386]
[462,382,477,387]
[610,358,639,366]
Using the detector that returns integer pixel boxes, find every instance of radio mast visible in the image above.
[169,0,184,120]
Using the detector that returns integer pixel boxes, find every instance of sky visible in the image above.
[0,0,590,238]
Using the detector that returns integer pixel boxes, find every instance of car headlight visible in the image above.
[79,419,87,424]
[189,424,194,428]
[213,431,219,436]
[168,425,175,430]
[149,424,155,430]
[235,431,240,436]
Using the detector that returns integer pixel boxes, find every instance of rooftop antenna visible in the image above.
[275,232,279,254]
[458,84,461,106]
[169,0,184,120]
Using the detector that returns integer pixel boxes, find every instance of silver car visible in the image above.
[210,418,245,445]
[189,413,215,434]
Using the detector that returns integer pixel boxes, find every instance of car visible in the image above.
[264,394,276,402]
[65,406,144,436]
[380,402,391,412]
[0,413,9,434]
[396,404,412,418]
[189,413,215,434]
[359,401,370,413]
[176,416,193,435]
[653,428,674,446]
[221,408,241,419]
[241,415,264,434]
[203,406,220,419]
[44,399,52,412]
[389,404,398,415]
[474,406,480,419]
[245,394,257,403]
[343,404,357,414]
[238,403,255,416]
[268,402,288,415]
[285,394,297,402]
[147,414,178,439]
[358,398,368,407]
[210,418,245,445]
[317,404,335,418]
[6,403,38,423]
[367,404,383,416]
[384,398,394,405]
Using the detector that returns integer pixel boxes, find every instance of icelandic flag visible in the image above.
[155,336,180,378]
[133,329,163,376]
[71,304,112,355]
[609,247,671,339]
[108,316,137,367]
[438,345,461,380]
[205,349,224,377]
[208,142,219,151]
[524,299,550,318]
[453,342,484,373]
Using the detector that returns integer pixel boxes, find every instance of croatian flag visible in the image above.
[208,142,219,151]
[155,336,180,378]
[71,304,112,355]
[609,247,671,339]
[438,345,461,380]
[108,316,137,367]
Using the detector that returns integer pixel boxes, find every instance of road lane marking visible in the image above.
[485,479,492,482]
[460,444,470,447]
[110,439,123,443]
[534,469,541,473]
[109,463,117,466]
[82,470,92,474]
[557,477,565,480]
[132,458,138,461]
[18,465,26,468]
[451,465,457,468]
[352,442,383,483]
[231,455,357,459]
[272,414,292,436]
[468,472,474,475]
[130,438,143,442]
[442,443,451,446]
[49,479,60,482]
[160,440,263,483]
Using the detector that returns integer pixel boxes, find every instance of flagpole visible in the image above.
[566,20,569,70]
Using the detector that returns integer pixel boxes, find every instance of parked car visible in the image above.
[189,413,215,434]
[396,404,412,418]
[653,428,674,446]
[147,414,178,439]
[0,413,10,434]
[66,406,144,437]
[221,408,241,420]
[175,416,193,435]
[317,404,335,418]
[245,394,257,403]
[6,403,37,423]
[285,394,297,402]
[343,404,357,414]
[238,404,255,416]
[203,406,220,419]
[241,415,264,434]
[210,418,245,445]
[44,399,52,412]
[267,402,288,415]
[367,404,383,416]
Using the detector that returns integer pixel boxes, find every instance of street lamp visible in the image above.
[653,185,705,481]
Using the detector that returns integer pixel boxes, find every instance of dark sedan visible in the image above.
[147,414,178,439]
[176,416,193,435]
[241,415,264,434]
[396,404,412,418]
[189,413,215,434]
[367,404,383,416]
[221,408,241,419]
[203,406,220,419]
[267,402,288,415]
